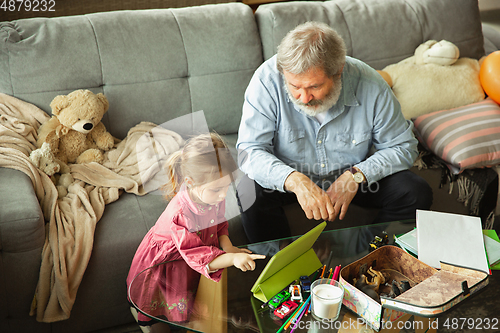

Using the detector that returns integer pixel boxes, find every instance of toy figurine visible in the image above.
[353,263,388,303]
[289,285,303,303]
[369,231,389,252]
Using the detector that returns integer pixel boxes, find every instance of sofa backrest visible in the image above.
[0,3,262,139]
[255,0,485,70]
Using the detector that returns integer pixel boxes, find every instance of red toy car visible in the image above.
[273,300,299,319]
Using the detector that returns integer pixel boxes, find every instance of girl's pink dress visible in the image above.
[126,185,228,324]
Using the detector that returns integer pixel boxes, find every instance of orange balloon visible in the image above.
[480,51,500,104]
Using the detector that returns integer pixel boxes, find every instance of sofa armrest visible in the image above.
[482,23,500,54]
[0,167,45,253]
[0,167,46,333]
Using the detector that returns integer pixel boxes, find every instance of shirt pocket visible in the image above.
[336,131,372,158]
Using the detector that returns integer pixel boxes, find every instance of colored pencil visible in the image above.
[319,265,326,278]
[326,250,334,269]
[284,295,311,330]
[290,300,309,333]
[311,269,319,282]
[333,265,341,281]
[276,301,303,333]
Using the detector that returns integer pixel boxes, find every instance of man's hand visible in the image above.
[325,170,359,220]
[284,171,336,221]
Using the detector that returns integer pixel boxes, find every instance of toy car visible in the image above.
[289,284,302,302]
[268,289,291,310]
[300,275,311,292]
[369,231,389,252]
[273,300,299,319]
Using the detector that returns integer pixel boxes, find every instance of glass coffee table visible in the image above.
[128,220,498,333]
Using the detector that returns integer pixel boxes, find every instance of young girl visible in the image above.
[127,133,265,333]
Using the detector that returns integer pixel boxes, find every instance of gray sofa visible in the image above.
[1,1,499,332]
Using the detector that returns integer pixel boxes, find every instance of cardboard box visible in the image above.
[339,246,489,331]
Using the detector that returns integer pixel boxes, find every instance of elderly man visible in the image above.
[236,22,432,243]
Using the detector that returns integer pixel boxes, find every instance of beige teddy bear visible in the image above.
[29,142,74,198]
[37,89,115,164]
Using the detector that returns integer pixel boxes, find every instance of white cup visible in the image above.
[311,279,344,321]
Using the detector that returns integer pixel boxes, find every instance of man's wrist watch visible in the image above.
[348,167,365,184]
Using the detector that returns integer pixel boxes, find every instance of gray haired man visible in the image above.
[237,22,432,243]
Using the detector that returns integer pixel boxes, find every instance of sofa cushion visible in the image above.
[255,0,485,70]
[0,3,262,139]
[413,98,500,173]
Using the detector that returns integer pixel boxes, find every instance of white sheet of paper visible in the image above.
[484,234,500,266]
[416,210,489,273]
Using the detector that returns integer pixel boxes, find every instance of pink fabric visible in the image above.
[127,185,228,323]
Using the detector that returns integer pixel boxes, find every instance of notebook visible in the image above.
[416,210,489,273]
[250,221,326,302]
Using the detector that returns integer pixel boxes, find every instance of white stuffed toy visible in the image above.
[29,142,74,198]
[377,40,485,119]
[30,142,61,176]
[414,40,460,66]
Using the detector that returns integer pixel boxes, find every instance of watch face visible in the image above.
[353,172,364,183]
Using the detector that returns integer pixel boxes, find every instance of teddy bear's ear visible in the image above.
[50,95,71,115]
[41,142,51,153]
[29,149,41,167]
[96,93,110,113]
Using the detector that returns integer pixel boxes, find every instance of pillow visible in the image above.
[412,98,500,174]
[383,57,485,119]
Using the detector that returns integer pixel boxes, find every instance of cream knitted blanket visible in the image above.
[0,93,184,322]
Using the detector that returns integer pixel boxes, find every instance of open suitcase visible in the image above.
[339,246,489,331]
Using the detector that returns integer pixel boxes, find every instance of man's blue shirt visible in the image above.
[236,55,418,192]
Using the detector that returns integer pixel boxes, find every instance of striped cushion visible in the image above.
[412,98,500,173]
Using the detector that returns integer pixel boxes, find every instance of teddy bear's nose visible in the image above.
[83,123,93,131]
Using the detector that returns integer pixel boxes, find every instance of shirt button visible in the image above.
[352,139,356,144]
[321,163,325,168]
[210,234,214,237]
[210,219,214,224]
[317,140,322,144]
[209,207,212,210]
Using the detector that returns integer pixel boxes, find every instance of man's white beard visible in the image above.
[285,76,342,117]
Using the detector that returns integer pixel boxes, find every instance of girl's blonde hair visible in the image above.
[162,132,237,200]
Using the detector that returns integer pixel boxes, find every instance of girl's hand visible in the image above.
[224,245,252,254]
[233,253,266,272]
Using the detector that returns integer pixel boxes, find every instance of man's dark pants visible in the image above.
[237,170,433,243]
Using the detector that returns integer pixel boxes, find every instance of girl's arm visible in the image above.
[212,234,265,272]
[218,234,251,253]
[208,252,266,272]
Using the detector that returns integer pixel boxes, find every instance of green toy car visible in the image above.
[268,289,291,310]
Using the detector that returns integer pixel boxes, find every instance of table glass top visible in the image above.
[128,221,422,332]
[128,220,421,332]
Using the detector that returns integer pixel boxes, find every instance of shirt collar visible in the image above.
[341,59,361,108]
